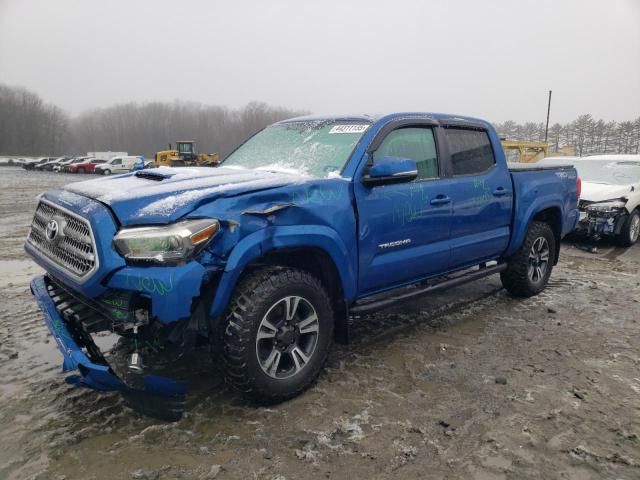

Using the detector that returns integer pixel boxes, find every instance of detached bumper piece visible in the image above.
[30,275,187,420]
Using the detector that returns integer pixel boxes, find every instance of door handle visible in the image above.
[493,187,508,197]
[430,195,451,206]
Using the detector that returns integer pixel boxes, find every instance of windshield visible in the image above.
[574,160,640,185]
[222,121,370,177]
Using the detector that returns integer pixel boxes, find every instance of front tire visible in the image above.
[501,221,556,297]
[77,167,85,174]
[617,210,640,247]
[222,267,334,403]
[102,169,111,175]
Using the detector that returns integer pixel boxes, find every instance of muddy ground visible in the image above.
[0,166,639,480]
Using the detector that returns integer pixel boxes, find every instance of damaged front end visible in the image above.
[577,198,629,240]
[30,275,189,421]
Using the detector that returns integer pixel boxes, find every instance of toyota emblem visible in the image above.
[45,219,59,242]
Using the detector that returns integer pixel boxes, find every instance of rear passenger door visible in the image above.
[444,126,513,269]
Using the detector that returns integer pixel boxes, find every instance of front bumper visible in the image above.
[576,209,626,239]
[30,275,187,420]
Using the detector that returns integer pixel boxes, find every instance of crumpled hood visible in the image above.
[580,181,635,204]
[65,167,309,225]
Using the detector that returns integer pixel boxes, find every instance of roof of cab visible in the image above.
[276,112,492,128]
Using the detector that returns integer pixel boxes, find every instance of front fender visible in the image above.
[209,225,356,319]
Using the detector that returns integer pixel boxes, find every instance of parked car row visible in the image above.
[0,157,33,166]
[21,155,149,175]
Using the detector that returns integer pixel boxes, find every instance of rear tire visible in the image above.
[617,210,640,247]
[501,221,556,297]
[221,267,334,403]
[77,167,85,174]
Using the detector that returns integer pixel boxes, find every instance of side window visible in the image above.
[373,127,438,180]
[446,128,495,176]
[113,158,122,165]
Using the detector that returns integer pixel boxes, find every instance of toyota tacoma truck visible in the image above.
[26,113,580,417]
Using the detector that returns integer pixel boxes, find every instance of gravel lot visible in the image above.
[1,167,639,480]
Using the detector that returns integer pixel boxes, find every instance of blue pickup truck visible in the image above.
[26,113,579,414]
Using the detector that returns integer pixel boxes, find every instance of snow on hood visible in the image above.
[580,181,635,203]
[65,167,309,225]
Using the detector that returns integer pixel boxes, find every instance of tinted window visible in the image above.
[374,127,438,180]
[112,158,122,165]
[447,129,495,176]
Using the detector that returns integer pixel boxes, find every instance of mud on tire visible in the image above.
[501,221,556,298]
[221,267,334,403]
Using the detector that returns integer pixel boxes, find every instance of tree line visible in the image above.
[1,83,639,158]
[0,84,68,156]
[495,114,640,156]
[70,101,306,158]
[0,84,304,158]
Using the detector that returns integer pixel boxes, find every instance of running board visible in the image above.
[350,262,507,314]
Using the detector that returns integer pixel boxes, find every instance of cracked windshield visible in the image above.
[223,121,370,177]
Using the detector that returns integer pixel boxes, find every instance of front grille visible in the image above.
[27,200,97,279]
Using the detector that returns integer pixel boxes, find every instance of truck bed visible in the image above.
[504,162,579,258]
[508,162,574,172]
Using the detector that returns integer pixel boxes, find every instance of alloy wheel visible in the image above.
[528,236,550,283]
[255,295,320,379]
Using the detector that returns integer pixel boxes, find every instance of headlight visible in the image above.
[585,199,627,213]
[113,219,219,264]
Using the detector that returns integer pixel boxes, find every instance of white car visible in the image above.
[538,155,640,246]
[95,156,144,175]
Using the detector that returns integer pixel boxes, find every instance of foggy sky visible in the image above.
[1,0,638,123]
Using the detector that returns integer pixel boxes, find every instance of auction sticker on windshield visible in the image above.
[329,124,369,134]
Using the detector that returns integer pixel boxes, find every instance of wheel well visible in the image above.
[243,247,350,344]
[533,207,562,264]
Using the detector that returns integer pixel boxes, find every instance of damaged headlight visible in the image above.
[585,199,627,214]
[113,219,219,264]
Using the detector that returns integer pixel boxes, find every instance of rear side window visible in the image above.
[447,128,495,176]
[373,127,438,180]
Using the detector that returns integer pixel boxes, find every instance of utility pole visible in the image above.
[544,90,552,143]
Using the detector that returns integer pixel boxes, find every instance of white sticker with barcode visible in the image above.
[329,124,369,134]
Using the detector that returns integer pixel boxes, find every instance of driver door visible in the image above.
[111,158,123,172]
[354,125,453,296]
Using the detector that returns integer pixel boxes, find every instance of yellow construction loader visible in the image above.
[501,140,548,163]
[154,141,220,167]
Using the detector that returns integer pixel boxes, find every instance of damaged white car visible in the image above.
[539,155,640,246]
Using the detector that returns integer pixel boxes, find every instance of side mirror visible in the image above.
[362,156,418,186]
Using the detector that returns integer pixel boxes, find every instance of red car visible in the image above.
[67,158,107,174]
